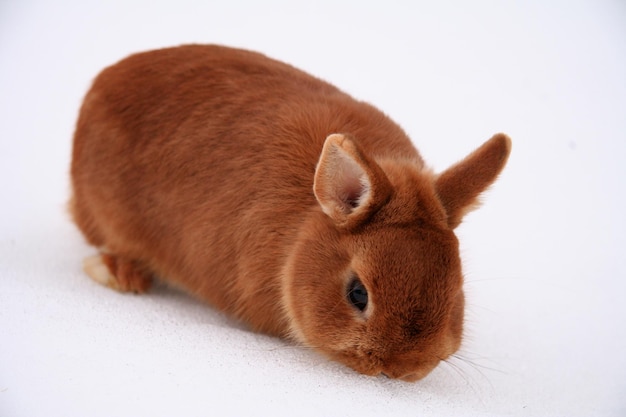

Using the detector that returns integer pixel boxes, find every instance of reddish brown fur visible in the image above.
[70,44,511,381]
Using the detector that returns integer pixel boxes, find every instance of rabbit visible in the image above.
[70,44,511,382]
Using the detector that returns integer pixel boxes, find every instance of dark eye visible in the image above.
[347,276,368,312]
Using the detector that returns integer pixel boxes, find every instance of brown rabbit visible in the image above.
[70,44,511,381]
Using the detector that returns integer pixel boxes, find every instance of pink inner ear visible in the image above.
[342,180,364,209]
[334,152,370,212]
[314,133,380,223]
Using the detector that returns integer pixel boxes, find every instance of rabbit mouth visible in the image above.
[380,360,439,382]
[382,372,420,382]
[334,346,441,381]
[355,345,443,381]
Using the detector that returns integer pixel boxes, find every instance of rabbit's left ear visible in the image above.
[435,133,512,229]
[314,134,392,228]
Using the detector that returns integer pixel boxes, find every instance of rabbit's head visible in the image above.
[282,133,511,381]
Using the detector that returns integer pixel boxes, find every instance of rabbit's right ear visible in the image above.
[314,134,392,228]
[435,133,511,229]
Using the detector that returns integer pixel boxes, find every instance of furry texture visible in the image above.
[70,44,511,381]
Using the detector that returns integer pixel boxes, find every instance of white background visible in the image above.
[1,1,625,416]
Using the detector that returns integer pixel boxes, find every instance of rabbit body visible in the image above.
[70,45,510,381]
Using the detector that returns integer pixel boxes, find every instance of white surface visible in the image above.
[1,1,625,416]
